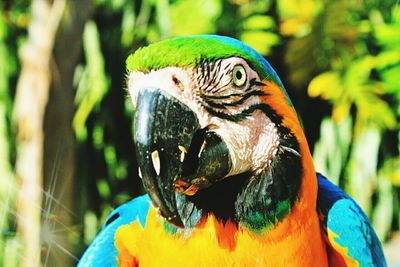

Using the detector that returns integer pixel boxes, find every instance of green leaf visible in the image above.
[0,14,17,266]
[374,24,400,48]
[312,117,352,184]
[170,0,222,36]
[242,15,275,31]
[92,123,104,150]
[344,56,376,87]
[97,179,111,199]
[375,50,400,69]
[372,164,394,240]
[115,193,131,205]
[3,237,21,267]
[380,66,400,98]
[356,91,397,130]
[84,211,98,245]
[73,21,109,141]
[308,71,343,100]
[121,4,136,47]
[240,31,279,55]
[155,0,171,38]
[104,145,117,177]
[383,158,400,186]
[345,126,381,214]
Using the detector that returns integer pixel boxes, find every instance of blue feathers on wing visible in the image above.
[317,173,387,267]
[77,194,150,267]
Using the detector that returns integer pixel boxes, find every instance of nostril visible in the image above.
[172,75,179,85]
[182,128,208,177]
[172,75,184,91]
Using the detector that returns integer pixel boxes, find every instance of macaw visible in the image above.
[78,35,386,267]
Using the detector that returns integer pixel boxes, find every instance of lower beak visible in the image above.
[134,88,231,227]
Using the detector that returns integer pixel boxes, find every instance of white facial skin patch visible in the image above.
[127,57,280,178]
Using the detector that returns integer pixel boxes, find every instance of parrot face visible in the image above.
[127,35,302,229]
[129,57,279,177]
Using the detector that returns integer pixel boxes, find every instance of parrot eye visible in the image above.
[232,65,247,87]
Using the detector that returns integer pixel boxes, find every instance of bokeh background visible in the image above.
[1,0,399,266]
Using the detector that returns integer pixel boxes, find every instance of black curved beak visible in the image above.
[134,88,231,227]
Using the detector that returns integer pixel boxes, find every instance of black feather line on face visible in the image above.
[221,90,266,107]
[203,100,227,110]
[204,90,265,107]
[204,61,211,82]
[202,93,243,100]
[196,60,269,117]
[199,79,264,100]
[202,101,281,123]
[209,59,222,86]
[203,106,246,122]
[249,79,266,87]
[207,78,233,95]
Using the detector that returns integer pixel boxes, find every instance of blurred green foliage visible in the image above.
[0,2,28,266]
[0,0,399,265]
[307,1,400,239]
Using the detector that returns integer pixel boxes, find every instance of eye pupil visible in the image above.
[236,70,242,80]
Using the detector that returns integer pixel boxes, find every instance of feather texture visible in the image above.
[77,195,150,267]
[115,205,328,267]
[317,173,387,266]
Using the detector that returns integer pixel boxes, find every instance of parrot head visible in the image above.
[127,35,308,231]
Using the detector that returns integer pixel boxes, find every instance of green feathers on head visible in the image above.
[126,35,282,85]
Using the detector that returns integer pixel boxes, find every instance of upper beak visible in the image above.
[134,88,231,227]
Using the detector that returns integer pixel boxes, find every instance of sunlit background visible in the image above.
[0,0,399,266]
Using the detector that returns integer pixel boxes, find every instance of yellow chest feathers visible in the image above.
[115,207,328,267]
